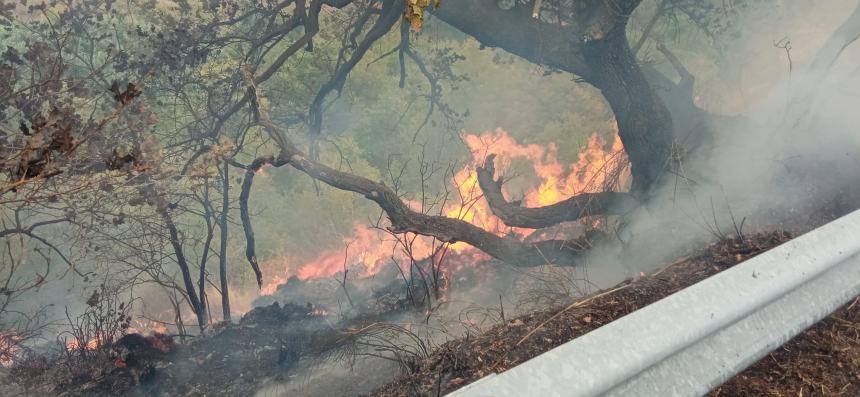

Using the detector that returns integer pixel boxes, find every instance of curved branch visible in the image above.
[282,150,582,266]
[808,2,860,75]
[308,0,403,136]
[205,0,354,139]
[238,156,288,288]
[0,217,69,239]
[0,218,85,277]
[18,230,83,277]
[656,43,694,99]
[475,154,638,229]
[632,0,669,55]
[248,81,583,267]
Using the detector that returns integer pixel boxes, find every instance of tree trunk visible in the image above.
[157,202,207,331]
[582,23,674,194]
[219,162,232,322]
[433,1,672,194]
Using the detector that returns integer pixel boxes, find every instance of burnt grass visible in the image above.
[10,231,860,396]
[10,303,339,396]
[371,231,860,397]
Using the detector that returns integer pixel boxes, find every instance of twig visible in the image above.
[774,37,793,75]
[516,283,631,346]
[649,255,691,278]
[337,242,354,307]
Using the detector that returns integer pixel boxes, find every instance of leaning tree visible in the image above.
[229,0,679,272]
[231,0,860,273]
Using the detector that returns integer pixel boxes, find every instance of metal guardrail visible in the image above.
[449,209,860,397]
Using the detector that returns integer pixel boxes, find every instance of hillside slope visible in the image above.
[371,232,860,397]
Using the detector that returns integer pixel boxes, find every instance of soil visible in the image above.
[371,231,860,397]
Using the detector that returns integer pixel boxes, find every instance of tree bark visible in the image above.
[218,162,232,321]
[430,0,591,79]
[273,147,582,266]
[197,181,214,329]
[243,72,584,267]
[156,200,206,330]
[433,0,673,195]
[238,157,283,288]
[476,154,638,229]
[582,23,674,193]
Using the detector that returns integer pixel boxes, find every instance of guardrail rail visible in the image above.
[449,209,860,397]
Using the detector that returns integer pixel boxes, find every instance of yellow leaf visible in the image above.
[403,0,439,31]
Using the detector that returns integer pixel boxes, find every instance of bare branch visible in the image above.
[474,154,638,229]
[246,76,585,267]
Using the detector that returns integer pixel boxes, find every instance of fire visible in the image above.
[444,126,627,246]
[259,222,440,294]
[255,163,272,178]
[65,336,102,352]
[459,126,627,210]
[0,333,23,367]
[310,307,329,316]
[129,318,169,336]
[297,224,403,280]
[259,126,627,293]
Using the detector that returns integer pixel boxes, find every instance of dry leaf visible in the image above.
[404,0,439,31]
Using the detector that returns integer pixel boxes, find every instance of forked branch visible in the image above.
[242,73,584,268]
[475,154,638,229]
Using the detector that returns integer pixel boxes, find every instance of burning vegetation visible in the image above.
[259,127,627,293]
[2,0,860,396]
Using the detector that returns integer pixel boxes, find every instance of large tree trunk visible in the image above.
[430,0,591,79]
[235,1,677,273]
[433,0,673,195]
[582,23,674,193]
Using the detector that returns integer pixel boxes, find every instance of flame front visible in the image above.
[66,336,102,352]
[260,126,627,293]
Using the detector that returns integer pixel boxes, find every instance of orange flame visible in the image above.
[65,336,102,352]
[0,333,23,367]
[259,126,626,293]
[310,307,329,316]
[128,318,169,336]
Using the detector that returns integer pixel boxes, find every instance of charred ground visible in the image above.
[370,231,860,397]
[6,228,860,396]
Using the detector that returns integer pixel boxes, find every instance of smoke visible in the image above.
[143,3,860,393]
[259,0,860,366]
[585,0,860,283]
